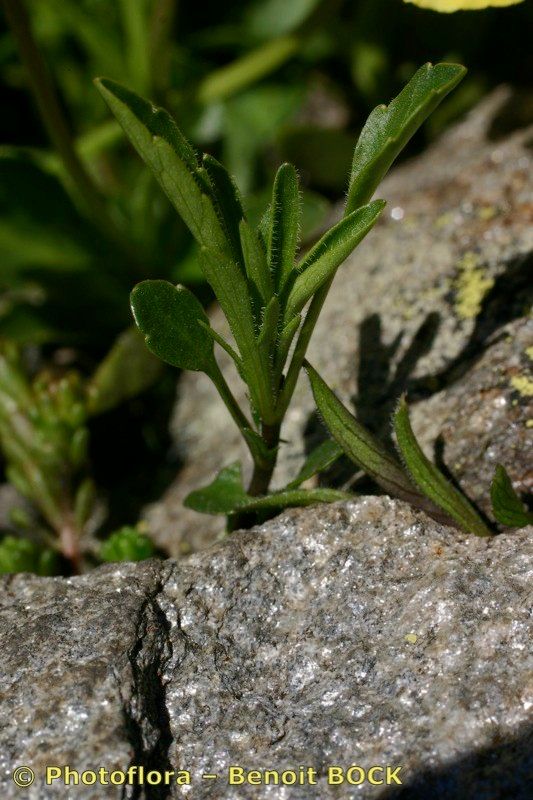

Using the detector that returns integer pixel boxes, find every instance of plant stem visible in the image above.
[58,514,82,574]
[247,421,281,497]
[277,277,332,416]
[1,0,137,261]
[209,361,254,445]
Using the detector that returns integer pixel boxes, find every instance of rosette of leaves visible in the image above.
[96,62,467,526]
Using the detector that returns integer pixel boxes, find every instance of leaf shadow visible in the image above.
[303,249,532,492]
[377,721,533,800]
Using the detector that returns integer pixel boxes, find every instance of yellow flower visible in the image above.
[404,0,524,11]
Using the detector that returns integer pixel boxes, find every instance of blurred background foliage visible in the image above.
[0,0,531,572]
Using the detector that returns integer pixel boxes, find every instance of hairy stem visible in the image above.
[247,422,281,497]
[277,277,332,416]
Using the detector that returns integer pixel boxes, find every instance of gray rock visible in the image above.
[145,89,533,556]
[0,559,172,799]
[0,498,531,799]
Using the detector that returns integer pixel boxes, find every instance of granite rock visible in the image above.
[0,498,532,798]
[145,89,533,556]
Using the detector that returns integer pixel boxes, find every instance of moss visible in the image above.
[454,251,494,320]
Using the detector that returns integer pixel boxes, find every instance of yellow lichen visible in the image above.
[454,252,494,319]
[526,420,533,429]
[477,205,497,221]
[511,375,533,397]
[526,346,533,361]
[405,633,418,644]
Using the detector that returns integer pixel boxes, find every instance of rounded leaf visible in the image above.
[131,280,216,373]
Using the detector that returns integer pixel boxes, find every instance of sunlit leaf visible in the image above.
[284,201,385,319]
[404,0,523,11]
[268,163,301,292]
[346,63,466,214]
[490,464,533,528]
[394,397,493,537]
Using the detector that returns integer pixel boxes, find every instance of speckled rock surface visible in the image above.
[1,498,531,798]
[145,89,533,556]
[0,560,171,799]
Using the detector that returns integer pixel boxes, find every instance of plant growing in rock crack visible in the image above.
[94,62,475,529]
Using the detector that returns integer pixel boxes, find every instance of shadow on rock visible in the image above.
[378,722,533,800]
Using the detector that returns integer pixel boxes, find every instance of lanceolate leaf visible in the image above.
[258,296,280,363]
[184,461,350,515]
[201,154,245,266]
[394,397,493,537]
[239,219,273,303]
[199,247,274,420]
[95,79,228,255]
[346,63,466,215]
[490,464,533,528]
[305,363,454,523]
[130,280,216,373]
[285,439,343,489]
[269,163,301,292]
[285,201,385,319]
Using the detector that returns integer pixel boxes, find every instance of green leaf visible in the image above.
[201,154,245,266]
[268,163,301,292]
[258,296,280,363]
[490,464,533,528]
[239,218,273,304]
[184,461,349,516]
[394,397,493,538]
[346,62,466,215]
[306,362,450,520]
[100,526,156,563]
[184,462,249,515]
[0,536,57,576]
[86,327,163,416]
[130,280,216,373]
[199,247,274,420]
[95,79,228,255]
[286,439,343,489]
[285,201,385,319]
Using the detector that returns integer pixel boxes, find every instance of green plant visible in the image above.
[99,524,155,563]
[96,62,468,527]
[306,367,531,536]
[0,331,160,571]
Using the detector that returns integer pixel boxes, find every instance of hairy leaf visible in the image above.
[306,363,418,498]
[490,464,533,528]
[130,280,216,373]
[346,63,466,215]
[239,218,273,303]
[306,363,454,523]
[285,439,343,489]
[258,296,281,364]
[394,398,493,537]
[184,461,349,515]
[199,247,273,419]
[269,163,301,292]
[285,201,385,319]
[95,79,228,254]
[202,154,245,266]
